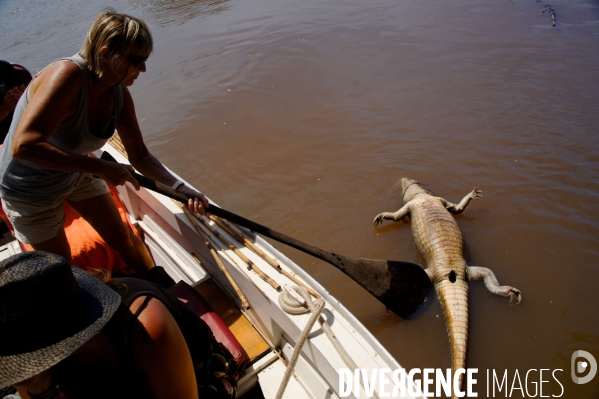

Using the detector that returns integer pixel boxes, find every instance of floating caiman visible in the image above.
[373,178,521,397]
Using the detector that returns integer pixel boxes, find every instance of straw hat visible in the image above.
[0,251,121,388]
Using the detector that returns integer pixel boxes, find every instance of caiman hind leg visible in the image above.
[442,188,483,215]
[373,203,411,226]
[467,266,522,303]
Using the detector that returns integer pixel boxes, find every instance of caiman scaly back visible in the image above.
[374,178,521,398]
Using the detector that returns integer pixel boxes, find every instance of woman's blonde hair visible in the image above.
[80,8,153,77]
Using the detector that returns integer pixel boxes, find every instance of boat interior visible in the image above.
[0,136,424,399]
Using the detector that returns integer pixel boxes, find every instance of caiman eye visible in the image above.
[449,270,457,283]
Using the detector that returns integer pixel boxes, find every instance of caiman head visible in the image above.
[401,178,428,203]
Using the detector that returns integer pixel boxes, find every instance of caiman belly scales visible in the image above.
[374,178,521,397]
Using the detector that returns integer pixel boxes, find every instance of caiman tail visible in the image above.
[436,275,469,399]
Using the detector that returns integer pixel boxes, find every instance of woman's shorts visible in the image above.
[1,173,109,244]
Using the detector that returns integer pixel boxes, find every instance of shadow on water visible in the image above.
[403,288,436,321]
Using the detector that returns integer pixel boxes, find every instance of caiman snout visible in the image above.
[401,178,426,203]
[401,178,415,193]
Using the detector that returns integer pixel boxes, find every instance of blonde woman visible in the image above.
[0,9,208,275]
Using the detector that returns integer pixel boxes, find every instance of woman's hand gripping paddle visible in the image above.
[101,151,432,318]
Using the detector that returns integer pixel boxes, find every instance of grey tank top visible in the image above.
[0,54,123,199]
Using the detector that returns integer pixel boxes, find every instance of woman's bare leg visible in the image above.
[67,193,154,275]
[30,228,73,263]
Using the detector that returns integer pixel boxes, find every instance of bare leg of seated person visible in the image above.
[67,192,155,276]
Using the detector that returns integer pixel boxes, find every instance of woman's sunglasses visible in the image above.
[125,54,148,68]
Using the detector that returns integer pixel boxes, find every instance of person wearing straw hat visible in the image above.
[0,9,208,277]
[0,251,238,399]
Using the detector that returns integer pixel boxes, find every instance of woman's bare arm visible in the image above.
[117,87,208,213]
[9,61,139,188]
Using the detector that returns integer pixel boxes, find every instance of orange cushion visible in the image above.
[0,185,138,275]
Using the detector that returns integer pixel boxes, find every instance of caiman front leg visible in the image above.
[373,202,411,226]
[442,187,483,215]
[467,266,522,304]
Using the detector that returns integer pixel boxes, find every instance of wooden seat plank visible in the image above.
[195,279,270,362]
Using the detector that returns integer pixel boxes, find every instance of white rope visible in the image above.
[275,286,324,399]
[275,286,379,399]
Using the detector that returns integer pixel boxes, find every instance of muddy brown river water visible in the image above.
[2,0,598,397]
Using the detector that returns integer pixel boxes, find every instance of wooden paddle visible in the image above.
[101,152,432,318]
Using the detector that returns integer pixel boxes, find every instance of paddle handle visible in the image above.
[100,151,338,264]
[133,171,189,204]
[143,175,336,263]
[101,151,188,201]
[99,150,424,271]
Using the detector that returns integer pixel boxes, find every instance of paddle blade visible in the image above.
[330,256,432,319]
[377,260,432,318]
